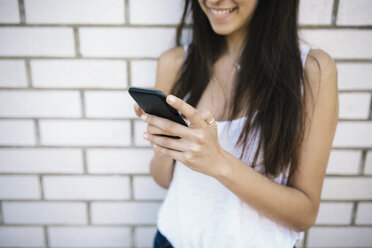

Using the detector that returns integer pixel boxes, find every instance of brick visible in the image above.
[326,150,361,175]
[87,148,152,174]
[0,60,27,88]
[0,27,74,57]
[0,0,20,23]
[307,227,372,247]
[0,120,35,146]
[0,90,81,118]
[80,27,175,58]
[85,91,136,118]
[133,176,167,200]
[134,120,151,147]
[332,122,372,148]
[337,0,372,25]
[0,226,44,247]
[299,0,333,25]
[43,176,130,200]
[355,202,372,224]
[0,175,40,199]
[25,0,124,24]
[0,148,83,174]
[31,59,127,89]
[134,226,157,248]
[337,63,372,90]
[129,0,183,24]
[339,93,371,119]
[48,226,130,247]
[91,202,161,224]
[365,151,372,175]
[2,201,87,224]
[315,202,353,225]
[301,30,372,59]
[131,60,157,88]
[321,177,372,200]
[39,120,131,146]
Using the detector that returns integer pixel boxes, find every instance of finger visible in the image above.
[200,110,211,122]
[166,95,207,128]
[144,131,188,152]
[201,110,217,127]
[141,113,194,139]
[152,144,184,162]
[134,103,143,117]
[147,124,173,136]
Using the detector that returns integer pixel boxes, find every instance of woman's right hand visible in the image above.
[134,103,173,159]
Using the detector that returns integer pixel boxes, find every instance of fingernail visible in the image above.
[168,95,176,103]
[143,132,148,139]
[141,114,147,120]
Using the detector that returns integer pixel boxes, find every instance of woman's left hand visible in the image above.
[140,94,227,178]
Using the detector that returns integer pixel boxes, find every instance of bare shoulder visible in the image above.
[155,46,186,94]
[304,48,338,94]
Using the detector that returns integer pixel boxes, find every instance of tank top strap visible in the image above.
[300,43,311,67]
[183,43,189,60]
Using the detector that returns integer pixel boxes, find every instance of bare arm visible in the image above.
[215,49,339,232]
[147,46,186,189]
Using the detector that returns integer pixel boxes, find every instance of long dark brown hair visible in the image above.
[170,0,313,182]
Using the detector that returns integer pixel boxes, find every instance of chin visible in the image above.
[210,23,236,36]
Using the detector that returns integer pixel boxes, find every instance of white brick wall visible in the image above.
[2,201,87,224]
[0,176,40,199]
[337,0,372,25]
[79,27,176,58]
[307,227,372,247]
[43,176,130,200]
[39,120,131,146]
[0,0,20,24]
[0,226,44,247]
[299,0,333,25]
[0,90,81,118]
[48,226,131,247]
[87,148,152,174]
[91,202,161,224]
[31,59,127,89]
[129,0,184,24]
[0,60,27,87]
[24,0,125,24]
[0,148,83,174]
[0,1,371,247]
[0,27,75,57]
[337,63,372,90]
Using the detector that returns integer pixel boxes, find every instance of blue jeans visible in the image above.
[153,229,174,248]
[152,228,297,248]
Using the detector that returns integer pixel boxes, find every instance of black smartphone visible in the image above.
[129,87,188,139]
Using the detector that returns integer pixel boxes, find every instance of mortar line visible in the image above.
[73,27,81,58]
[124,0,130,24]
[360,150,367,175]
[351,201,358,225]
[25,59,33,88]
[18,0,25,24]
[331,0,340,26]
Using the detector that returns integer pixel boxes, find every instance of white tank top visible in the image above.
[156,44,311,248]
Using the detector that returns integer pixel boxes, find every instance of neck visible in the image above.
[225,28,246,61]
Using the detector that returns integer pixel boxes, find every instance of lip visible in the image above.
[207,6,238,20]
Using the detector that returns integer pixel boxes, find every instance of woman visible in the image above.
[134,0,338,247]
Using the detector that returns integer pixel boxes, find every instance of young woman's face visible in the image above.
[198,0,259,36]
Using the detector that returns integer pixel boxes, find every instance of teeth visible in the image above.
[210,7,236,15]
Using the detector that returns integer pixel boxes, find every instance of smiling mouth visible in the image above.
[209,7,238,15]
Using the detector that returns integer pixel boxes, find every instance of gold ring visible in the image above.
[207,117,215,125]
